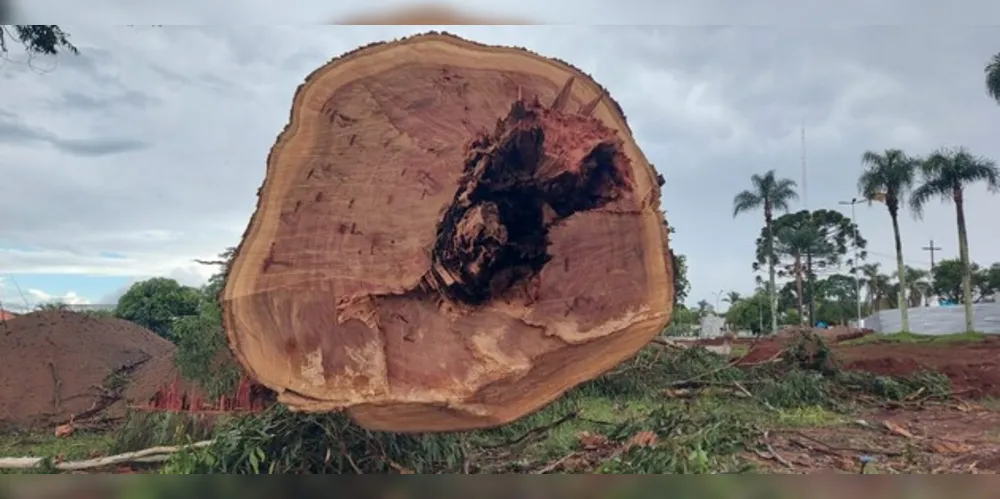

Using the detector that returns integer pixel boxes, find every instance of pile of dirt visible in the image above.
[735,327,871,363]
[736,330,1000,399]
[837,337,1000,398]
[0,311,181,430]
[123,353,205,408]
[772,325,873,343]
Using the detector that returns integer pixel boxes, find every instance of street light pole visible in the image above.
[839,198,863,327]
[712,289,724,313]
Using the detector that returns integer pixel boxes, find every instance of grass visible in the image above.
[0,431,112,460]
[841,330,987,346]
[152,334,956,474]
[0,410,221,474]
[0,333,966,474]
[730,343,751,358]
[980,397,1000,411]
[774,405,846,427]
[0,430,113,474]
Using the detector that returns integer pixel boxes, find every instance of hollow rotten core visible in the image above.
[425,98,635,305]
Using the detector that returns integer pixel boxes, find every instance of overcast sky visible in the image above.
[1,16,999,311]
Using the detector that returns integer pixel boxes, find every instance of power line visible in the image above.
[0,274,31,311]
[864,250,934,267]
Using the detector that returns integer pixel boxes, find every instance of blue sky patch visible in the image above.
[1,273,131,308]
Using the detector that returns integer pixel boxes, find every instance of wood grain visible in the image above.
[222,32,673,432]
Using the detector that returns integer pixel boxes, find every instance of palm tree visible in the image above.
[696,299,711,316]
[723,291,742,306]
[898,266,931,307]
[858,149,917,332]
[733,171,798,334]
[860,263,893,312]
[986,52,1000,105]
[911,147,1000,332]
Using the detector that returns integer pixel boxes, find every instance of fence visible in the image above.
[864,303,1000,334]
[700,315,726,338]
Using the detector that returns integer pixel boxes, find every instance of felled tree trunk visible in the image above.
[222,32,673,432]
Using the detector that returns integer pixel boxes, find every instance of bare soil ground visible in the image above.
[7,320,1000,474]
[837,340,1000,398]
[749,401,1000,473]
[713,329,1000,473]
[737,332,1000,398]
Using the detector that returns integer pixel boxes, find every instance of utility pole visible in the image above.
[839,198,863,327]
[801,126,808,210]
[922,239,942,271]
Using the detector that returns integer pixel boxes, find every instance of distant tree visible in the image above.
[985,263,1000,299]
[34,302,68,311]
[723,291,741,306]
[671,252,690,306]
[754,209,867,326]
[860,263,895,312]
[911,147,1000,332]
[777,281,799,313]
[660,212,690,307]
[724,291,772,335]
[932,259,998,304]
[195,246,236,306]
[769,223,814,324]
[115,277,202,340]
[173,248,242,397]
[695,299,711,316]
[781,308,802,327]
[733,170,799,334]
[897,266,931,308]
[82,308,115,319]
[0,25,78,61]
[932,259,970,304]
[813,273,863,325]
[972,265,997,302]
[858,149,918,332]
[670,305,698,326]
[986,52,1000,105]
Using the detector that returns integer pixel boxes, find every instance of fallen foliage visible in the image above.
[154,333,964,474]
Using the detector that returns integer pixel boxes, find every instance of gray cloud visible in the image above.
[0,19,999,307]
[53,137,149,156]
[53,89,159,111]
[12,0,1000,24]
[0,111,147,156]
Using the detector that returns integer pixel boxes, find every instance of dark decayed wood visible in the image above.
[221,32,673,432]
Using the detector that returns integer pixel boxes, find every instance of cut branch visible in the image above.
[0,441,213,471]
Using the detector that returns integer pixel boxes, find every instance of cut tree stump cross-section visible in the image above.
[222,32,674,432]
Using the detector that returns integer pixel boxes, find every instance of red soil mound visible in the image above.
[122,353,205,409]
[735,327,873,364]
[0,311,178,430]
[735,330,1000,398]
[836,337,1000,398]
